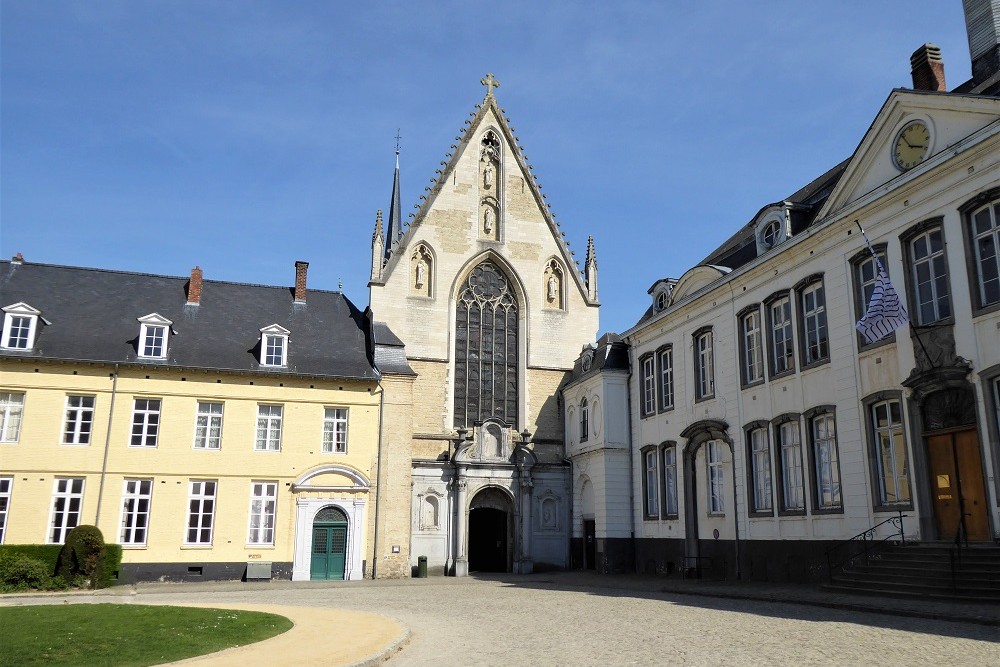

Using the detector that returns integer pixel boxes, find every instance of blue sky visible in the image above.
[1,1,974,335]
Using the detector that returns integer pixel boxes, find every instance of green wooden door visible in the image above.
[310,508,348,580]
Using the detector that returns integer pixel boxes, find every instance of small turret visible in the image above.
[371,209,384,282]
[585,235,598,302]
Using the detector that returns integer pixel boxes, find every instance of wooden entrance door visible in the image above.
[310,522,347,580]
[927,429,990,542]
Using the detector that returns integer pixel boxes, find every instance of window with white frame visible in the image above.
[662,445,678,516]
[644,448,659,518]
[740,309,764,384]
[186,480,216,545]
[0,392,24,443]
[778,421,805,511]
[811,412,842,510]
[119,479,152,546]
[193,402,223,450]
[853,246,896,346]
[870,399,911,507]
[259,324,290,367]
[799,281,828,365]
[707,440,725,514]
[49,477,84,544]
[768,295,795,375]
[749,427,773,512]
[247,481,277,545]
[322,407,348,453]
[908,227,951,325]
[658,346,674,410]
[641,355,656,416]
[968,198,1000,309]
[0,477,11,544]
[136,313,171,358]
[255,404,283,451]
[130,399,160,447]
[694,329,714,399]
[579,398,589,443]
[63,395,95,445]
[1,303,41,350]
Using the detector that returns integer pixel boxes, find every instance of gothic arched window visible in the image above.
[454,261,518,427]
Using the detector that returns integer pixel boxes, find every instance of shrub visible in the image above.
[57,525,106,588]
[0,555,51,590]
[0,544,61,575]
[99,544,123,588]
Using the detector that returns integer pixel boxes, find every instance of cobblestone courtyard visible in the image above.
[23,574,994,666]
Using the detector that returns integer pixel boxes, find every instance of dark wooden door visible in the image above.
[927,430,990,542]
[583,519,596,570]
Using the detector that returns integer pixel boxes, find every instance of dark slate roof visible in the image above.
[564,333,629,389]
[0,261,376,380]
[372,320,415,376]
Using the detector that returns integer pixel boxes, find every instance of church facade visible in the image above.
[367,76,600,576]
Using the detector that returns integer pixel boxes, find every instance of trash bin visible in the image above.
[417,555,428,578]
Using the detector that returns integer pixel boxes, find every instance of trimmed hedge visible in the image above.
[0,538,123,589]
[101,544,123,587]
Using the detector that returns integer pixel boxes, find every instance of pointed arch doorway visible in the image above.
[468,487,514,573]
[310,506,348,580]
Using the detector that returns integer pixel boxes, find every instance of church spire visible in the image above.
[371,209,384,282]
[585,235,598,302]
[384,131,402,262]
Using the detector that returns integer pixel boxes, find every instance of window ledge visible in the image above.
[811,507,844,515]
[858,336,896,353]
[777,509,807,517]
[694,394,716,404]
[800,358,830,373]
[181,544,214,550]
[971,302,1000,318]
[657,405,675,414]
[245,545,276,550]
[741,379,765,391]
[748,510,775,518]
[873,504,913,513]
[121,544,148,550]
[769,370,796,381]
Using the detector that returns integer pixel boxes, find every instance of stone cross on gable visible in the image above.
[480,73,500,97]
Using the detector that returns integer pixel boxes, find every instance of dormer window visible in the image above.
[259,324,290,367]
[760,220,781,249]
[755,207,792,255]
[655,291,668,312]
[137,313,172,359]
[1,303,41,350]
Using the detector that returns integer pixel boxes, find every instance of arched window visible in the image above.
[579,397,589,442]
[454,261,518,427]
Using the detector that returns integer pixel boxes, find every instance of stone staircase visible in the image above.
[824,543,1000,602]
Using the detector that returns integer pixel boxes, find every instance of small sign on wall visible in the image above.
[391,545,400,553]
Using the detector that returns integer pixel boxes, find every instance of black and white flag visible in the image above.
[855,229,909,344]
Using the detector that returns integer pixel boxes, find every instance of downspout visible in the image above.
[95,363,119,525]
[625,345,637,568]
[371,377,385,580]
[727,281,743,581]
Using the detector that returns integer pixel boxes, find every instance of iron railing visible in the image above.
[824,511,906,580]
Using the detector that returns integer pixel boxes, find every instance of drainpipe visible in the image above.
[726,281,743,581]
[625,345,637,569]
[371,378,385,580]
[95,363,119,525]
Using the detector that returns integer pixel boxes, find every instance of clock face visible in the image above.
[893,120,931,170]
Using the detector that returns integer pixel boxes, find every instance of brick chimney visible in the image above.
[910,44,946,91]
[187,266,203,305]
[294,261,309,303]
[11,252,24,265]
[964,0,1000,86]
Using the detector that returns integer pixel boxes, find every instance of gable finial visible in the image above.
[480,72,500,98]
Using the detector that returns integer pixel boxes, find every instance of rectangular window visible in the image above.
[695,330,714,399]
[812,413,842,510]
[641,356,656,416]
[322,408,348,453]
[5,316,31,348]
[255,405,283,451]
[63,395,95,445]
[130,399,160,447]
[800,282,828,364]
[264,335,286,366]
[0,392,24,443]
[871,400,911,506]
[644,449,659,518]
[247,481,278,545]
[140,325,166,357]
[186,480,217,545]
[119,479,152,546]
[909,228,951,324]
[707,440,725,514]
[769,296,795,375]
[193,402,224,450]
[49,477,84,544]
[661,446,678,516]
[750,427,773,512]
[658,347,674,410]
[741,310,764,384]
[0,477,11,544]
[579,399,589,443]
[969,201,1000,308]
[779,422,805,511]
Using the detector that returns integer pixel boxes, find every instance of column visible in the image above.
[454,472,469,577]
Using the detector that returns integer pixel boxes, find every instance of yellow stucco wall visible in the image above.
[0,360,380,570]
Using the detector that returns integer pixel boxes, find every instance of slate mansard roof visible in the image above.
[0,260,377,381]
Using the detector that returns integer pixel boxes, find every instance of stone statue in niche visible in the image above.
[547,275,558,302]
[484,208,494,234]
[483,163,494,189]
[543,261,563,308]
[415,260,427,289]
[411,246,432,296]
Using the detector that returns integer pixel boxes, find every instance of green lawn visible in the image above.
[0,604,292,667]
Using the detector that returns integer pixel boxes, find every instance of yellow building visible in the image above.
[0,258,382,582]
